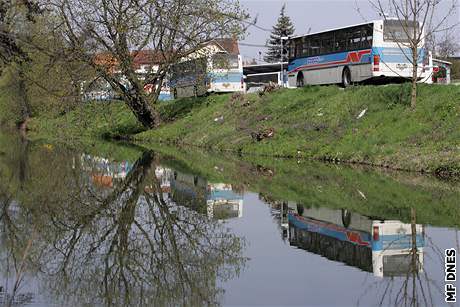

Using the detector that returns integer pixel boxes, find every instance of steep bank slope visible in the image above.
[137,85,460,176]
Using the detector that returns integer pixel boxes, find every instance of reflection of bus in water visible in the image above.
[169,171,243,220]
[287,205,424,277]
[170,171,208,215]
[207,183,243,220]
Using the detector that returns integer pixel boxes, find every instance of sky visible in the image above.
[239,0,460,62]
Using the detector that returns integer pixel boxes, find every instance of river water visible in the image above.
[0,131,459,306]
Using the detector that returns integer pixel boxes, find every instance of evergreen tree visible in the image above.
[264,5,295,63]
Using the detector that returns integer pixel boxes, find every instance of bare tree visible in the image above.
[435,30,460,59]
[371,0,458,108]
[45,0,248,128]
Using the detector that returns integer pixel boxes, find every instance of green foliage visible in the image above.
[0,66,25,126]
[0,12,95,127]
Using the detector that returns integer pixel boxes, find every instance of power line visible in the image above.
[239,42,270,48]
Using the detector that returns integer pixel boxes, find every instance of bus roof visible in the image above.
[289,19,381,40]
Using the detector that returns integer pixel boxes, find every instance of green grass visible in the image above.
[138,84,460,175]
[30,84,460,176]
[29,96,212,143]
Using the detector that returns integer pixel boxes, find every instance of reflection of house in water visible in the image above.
[80,154,134,188]
[154,167,173,194]
[280,203,424,277]
[169,171,243,220]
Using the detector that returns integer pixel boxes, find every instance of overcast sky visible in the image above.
[239,0,460,61]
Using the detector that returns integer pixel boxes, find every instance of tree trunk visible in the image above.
[410,47,418,109]
[125,95,160,129]
[17,67,31,133]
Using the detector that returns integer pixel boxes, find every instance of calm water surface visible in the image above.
[0,131,459,306]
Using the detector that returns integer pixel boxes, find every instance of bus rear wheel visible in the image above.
[341,209,351,228]
[296,72,305,87]
[341,67,351,88]
[193,86,199,97]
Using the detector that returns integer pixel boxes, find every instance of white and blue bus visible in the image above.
[287,19,429,87]
[170,40,245,98]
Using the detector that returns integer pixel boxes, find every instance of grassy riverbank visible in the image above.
[29,84,460,177]
[2,128,460,228]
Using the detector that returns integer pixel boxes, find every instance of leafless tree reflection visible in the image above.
[358,208,444,307]
[0,147,246,306]
[0,175,37,307]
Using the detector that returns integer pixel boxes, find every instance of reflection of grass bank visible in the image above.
[1,129,144,166]
[30,84,460,177]
[150,143,460,229]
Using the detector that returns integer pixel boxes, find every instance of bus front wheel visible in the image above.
[341,67,351,88]
[296,72,305,87]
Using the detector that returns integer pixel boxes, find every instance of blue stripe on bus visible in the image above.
[158,92,172,101]
[209,72,243,83]
[372,47,425,64]
[208,190,243,201]
[289,213,372,247]
[170,72,243,87]
[287,47,426,74]
[288,49,372,73]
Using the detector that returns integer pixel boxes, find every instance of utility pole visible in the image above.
[280,36,289,87]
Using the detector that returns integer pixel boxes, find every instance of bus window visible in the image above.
[310,37,321,56]
[334,29,348,53]
[212,53,239,69]
[348,29,363,50]
[362,25,374,48]
[295,39,302,58]
[321,34,334,54]
[289,41,296,58]
[384,20,418,43]
[302,37,310,57]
